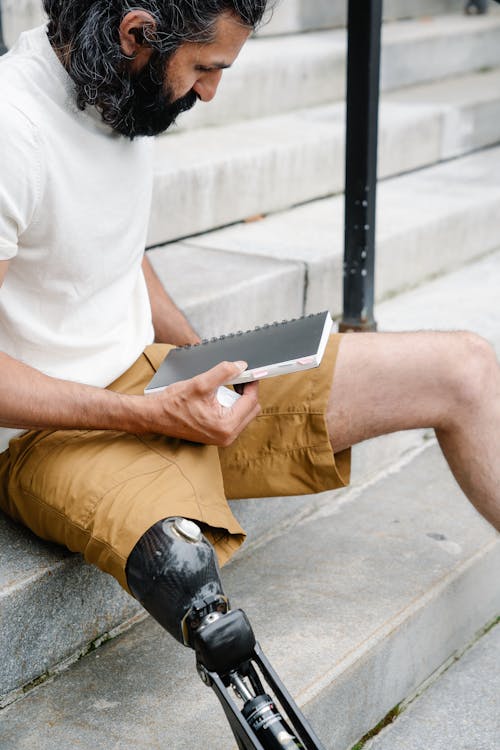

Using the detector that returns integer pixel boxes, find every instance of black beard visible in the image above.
[95,54,198,139]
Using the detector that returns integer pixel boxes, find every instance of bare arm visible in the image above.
[0,259,260,444]
[0,351,260,445]
[142,255,200,346]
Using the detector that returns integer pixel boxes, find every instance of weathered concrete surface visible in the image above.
[365,623,500,750]
[257,0,347,35]
[382,0,468,21]
[380,13,500,90]
[376,247,500,351]
[149,101,444,246]
[4,9,500,134]
[387,68,500,159]
[150,104,345,245]
[1,0,45,48]
[181,12,500,130]
[147,242,305,337]
[151,63,500,245]
[258,0,486,36]
[0,513,142,703]
[177,30,347,130]
[1,0,489,48]
[0,443,498,750]
[183,146,500,316]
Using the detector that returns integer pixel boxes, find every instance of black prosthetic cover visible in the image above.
[127,519,325,750]
[126,517,227,645]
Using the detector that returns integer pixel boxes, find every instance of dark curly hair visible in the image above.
[42,1,272,137]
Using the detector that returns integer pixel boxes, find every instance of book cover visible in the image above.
[145,311,333,393]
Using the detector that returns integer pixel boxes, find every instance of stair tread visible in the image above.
[156,145,500,318]
[364,623,500,750]
[149,67,500,245]
[176,12,500,129]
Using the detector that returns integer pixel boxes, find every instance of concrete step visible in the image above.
[177,28,347,131]
[1,231,499,707]
[149,68,500,246]
[0,440,498,750]
[4,8,500,130]
[380,10,500,90]
[0,517,143,706]
[258,0,347,35]
[260,0,485,36]
[385,67,500,160]
[266,0,500,35]
[177,12,500,131]
[364,623,500,750]
[149,144,500,323]
[1,1,493,48]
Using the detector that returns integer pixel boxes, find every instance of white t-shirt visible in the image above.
[0,27,155,452]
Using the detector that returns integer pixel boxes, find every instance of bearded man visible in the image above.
[0,0,499,641]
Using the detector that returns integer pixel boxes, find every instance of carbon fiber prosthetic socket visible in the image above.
[126,517,228,645]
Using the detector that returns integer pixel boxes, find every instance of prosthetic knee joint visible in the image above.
[126,518,325,750]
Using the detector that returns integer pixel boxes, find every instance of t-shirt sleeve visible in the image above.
[0,103,42,260]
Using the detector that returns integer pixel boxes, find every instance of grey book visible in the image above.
[145,311,333,393]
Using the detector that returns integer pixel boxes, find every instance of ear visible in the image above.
[119,10,156,69]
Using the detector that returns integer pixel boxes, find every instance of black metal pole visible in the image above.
[0,4,8,56]
[339,0,382,333]
[465,0,488,13]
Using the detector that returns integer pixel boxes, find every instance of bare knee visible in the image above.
[327,329,497,447]
[446,331,498,420]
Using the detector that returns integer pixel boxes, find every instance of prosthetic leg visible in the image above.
[126,517,326,750]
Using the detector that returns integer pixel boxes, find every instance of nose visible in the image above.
[193,69,223,102]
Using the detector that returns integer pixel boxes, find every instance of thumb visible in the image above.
[194,360,248,392]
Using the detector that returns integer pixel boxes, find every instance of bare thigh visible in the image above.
[327,331,466,452]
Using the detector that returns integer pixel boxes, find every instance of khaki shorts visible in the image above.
[0,335,350,593]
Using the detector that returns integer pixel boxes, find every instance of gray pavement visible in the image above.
[365,623,500,750]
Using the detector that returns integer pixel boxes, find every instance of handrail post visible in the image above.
[0,3,8,56]
[465,0,488,13]
[339,0,382,333]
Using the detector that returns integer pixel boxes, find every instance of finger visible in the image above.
[229,381,260,419]
[236,380,259,406]
[239,381,259,399]
[194,360,248,393]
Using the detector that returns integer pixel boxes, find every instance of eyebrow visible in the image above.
[197,62,232,71]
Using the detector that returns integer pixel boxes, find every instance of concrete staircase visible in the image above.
[1,2,500,747]
[362,620,500,750]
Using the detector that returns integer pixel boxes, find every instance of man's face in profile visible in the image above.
[111,12,250,139]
